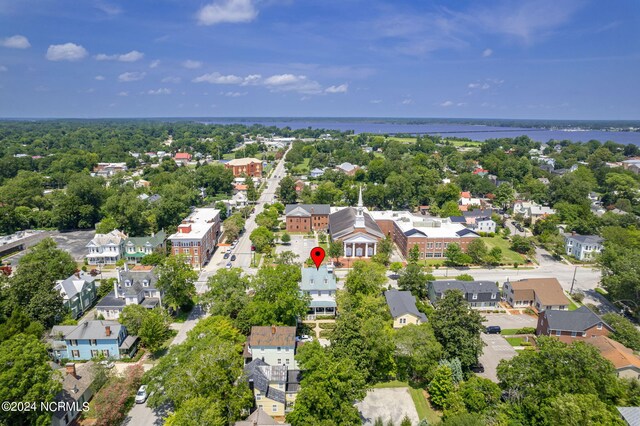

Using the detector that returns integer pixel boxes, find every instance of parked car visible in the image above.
[485,325,501,334]
[135,385,148,404]
[230,254,237,261]
[226,262,232,269]
[471,363,485,373]
[296,335,313,342]
[223,252,230,259]
[99,360,114,369]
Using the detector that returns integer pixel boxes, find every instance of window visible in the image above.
[399,318,406,324]
[277,359,282,364]
[491,293,497,299]
[597,323,603,330]
[125,280,131,287]
[555,330,561,336]
[90,339,97,346]
[70,340,78,346]
[91,350,99,357]
[277,346,281,352]
[435,242,442,248]
[272,405,277,413]
[286,358,290,365]
[427,242,433,249]
[72,350,80,358]
[143,280,149,287]
[582,331,587,337]
[256,395,262,401]
[102,349,110,357]
[472,293,478,300]
[571,331,577,337]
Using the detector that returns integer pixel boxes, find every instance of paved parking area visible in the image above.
[275,234,316,263]
[356,388,419,425]
[482,313,537,329]
[478,333,518,382]
[48,230,96,261]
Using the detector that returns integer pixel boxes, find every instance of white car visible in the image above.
[135,385,148,404]
[296,335,313,342]
[226,262,232,269]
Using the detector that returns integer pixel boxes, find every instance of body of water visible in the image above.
[202,119,640,145]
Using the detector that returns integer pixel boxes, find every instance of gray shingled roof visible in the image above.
[329,207,384,240]
[618,407,640,426]
[55,272,95,300]
[285,203,331,215]
[565,234,604,245]
[384,290,427,322]
[544,306,611,332]
[58,321,122,340]
[463,208,493,218]
[430,280,498,294]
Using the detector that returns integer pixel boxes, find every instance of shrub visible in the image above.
[571,292,585,303]
[516,327,536,334]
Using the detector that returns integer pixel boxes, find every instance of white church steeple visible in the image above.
[355,186,365,228]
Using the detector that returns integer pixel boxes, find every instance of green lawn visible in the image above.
[481,237,526,264]
[292,158,310,174]
[387,137,417,143]
[500,329,519,336]
[506,337,526,346]
[567,296,579,311]
[445,140,484,147]
[372,381,442,423]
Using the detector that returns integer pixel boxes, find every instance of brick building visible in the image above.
[168,208,221,269]
[225,158,263,177]
[537,306,614,339]
[284,204,330,233]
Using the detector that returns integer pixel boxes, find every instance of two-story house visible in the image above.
[95,265,162,320]
[54,272,97,319]
[503,278,570,311]
[244,326,298,369]
[51,363,95,426]
[385,289,427,328]
[86,229,127,265]
[537,306,614,339]
[244,359,301,419]
[124,230,166,264]
[428,280,500,309]
[563,233,604,261]
[299,266,336,319]
[49,320,139,361]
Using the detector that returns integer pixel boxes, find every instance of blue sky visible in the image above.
[0,0,639,119]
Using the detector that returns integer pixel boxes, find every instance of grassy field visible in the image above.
[387,137,417,143]
[372,381,442,423]
[482,236,526,264]
[506,336,526,346]
[445,139,484,147]
[292,158,310,174]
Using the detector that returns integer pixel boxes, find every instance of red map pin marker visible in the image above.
[310,247,326,270]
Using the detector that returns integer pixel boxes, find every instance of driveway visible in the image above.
[478,333,518,383]
[482,313,538,330]
[356,388,419,425]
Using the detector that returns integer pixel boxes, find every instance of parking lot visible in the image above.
[356,388,419,425]
[48,229,96,261]
[274,234,317,263]
[478,333,518,382]
[482,313,538,329]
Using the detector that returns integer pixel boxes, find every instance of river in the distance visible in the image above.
[201,119,640,145]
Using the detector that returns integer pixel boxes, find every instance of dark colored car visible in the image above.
[471,363,485,373]
[223,253,230,259]
[485,325,501,334]
[230,254,237,261]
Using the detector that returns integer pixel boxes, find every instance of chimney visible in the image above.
[65,363,77,378]
[105,326,111,337]
[271,325,276,335]
[571,231,576,236]
[113,280,119,298]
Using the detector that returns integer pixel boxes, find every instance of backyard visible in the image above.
[482,236,526,265]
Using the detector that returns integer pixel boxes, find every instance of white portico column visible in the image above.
[352,243,356,257]
[344,242,348,257]
[373,243,377,255]
[365,243,369,258]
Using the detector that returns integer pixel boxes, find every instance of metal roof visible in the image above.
[384,290,427,322]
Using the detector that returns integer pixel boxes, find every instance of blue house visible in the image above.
[49,320,139,361]
[299,266,337,319]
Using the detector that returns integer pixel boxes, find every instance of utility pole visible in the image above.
[570,266,578,294]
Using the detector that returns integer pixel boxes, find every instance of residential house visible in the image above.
[294,179,305,193]
[300,266,337,318]
[428,280,500,309]
[49,321,139,361]
[385,289,427,328]
[503,278,570,311]
[51,363,95,426]
[469,217,496,234]
[459,192,483,209]
[244,359,300,418]
[173,152,192,165]
[557,335,640,380]
[168,208,221,269]
[310,168,325,178]
[124,230,166,263]
[618,407,640,425]
[235,408,291,426]
[54,272,97,319]
[564,233,604,261]
[92,162,127,178]
[512,200,555,224]
[134,179,150,189]
[86,229,127,265]
[462,208,493,224]
[537,306,613,339]
[371,210,480,260]
[285,204,330,233]
[225,157,263,177]
[244,326,299,369]
[95,265,162,320]
[335,162,359,176]
[622,158,640,174]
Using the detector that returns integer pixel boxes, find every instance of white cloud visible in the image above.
[1,35,30,49]
[197,0,258,26]
[402,98,413,105]
[193,72,244,84]
[440,100,454,107]
[95,1,122,16]
[457,102,467,106]
[118,91,128,96]
[0,65,7,72]
[118,71,146,82]
[149,60,160,68]
[370,99,382,104]
[482,48,493,57]
[325,84,348,94]
[241,74,262,85]
[468,82,490,90]
[46,43,88,61]
[263,74,322,94]
[96,50,144,62]
[148,88,171,95]
[161,76,182,84]
[95,75,105,81]
[182,60,202,69]
[221,91,247,97]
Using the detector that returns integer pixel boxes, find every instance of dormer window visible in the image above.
[472,293,478,300]
[125,280,131,287]
[143,280,149,287]
[597,323,603,330]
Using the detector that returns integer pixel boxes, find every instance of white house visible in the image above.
[299,266,337,319]
[564,233,604,261]
[86,230,127,265]
[245,326,298,369]
[471,217,496,234]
